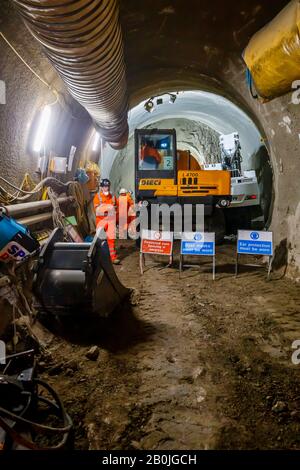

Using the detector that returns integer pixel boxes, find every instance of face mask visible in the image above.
[103,189,109,195]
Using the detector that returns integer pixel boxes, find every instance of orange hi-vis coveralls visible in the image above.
[117,193,136,239]
[94,191,118,261]
[141,145,162,164]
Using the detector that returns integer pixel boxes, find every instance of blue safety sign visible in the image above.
[237,230,273,256]
[181,232,215,256]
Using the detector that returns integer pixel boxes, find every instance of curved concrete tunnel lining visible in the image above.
[1,0,300,453]
[104,91,272,228]
[103,90,264,178]
[0,2,277,258]
[0,0,297,267]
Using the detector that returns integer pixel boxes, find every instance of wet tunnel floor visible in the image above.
[37,241,300,450]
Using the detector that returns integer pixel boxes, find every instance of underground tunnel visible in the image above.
[0,0,300,458]
[108,90,274,235]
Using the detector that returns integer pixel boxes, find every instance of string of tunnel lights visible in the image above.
[144,93,178,113]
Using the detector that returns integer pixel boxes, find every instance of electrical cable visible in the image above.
[0,176,46,195]
[0,378,73,450]
[0,174,36,204]
[47,187,68,236]
[0,174,41,204]
[0,31,59,103]
[0,31,82,120]
[0,176,74,205]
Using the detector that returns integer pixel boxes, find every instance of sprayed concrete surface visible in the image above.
[37,241,300,450]
[1,0,299,275]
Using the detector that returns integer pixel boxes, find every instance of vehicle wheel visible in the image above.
[205,208,226,244]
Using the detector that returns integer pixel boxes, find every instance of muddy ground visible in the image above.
[36,240,300,450]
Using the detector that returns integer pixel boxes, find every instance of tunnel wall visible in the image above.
[123,75,300,280]
[224,58,300,279]
[0,2,93,189]
[110,113,273,228]
[119,0,299,280]
[109,117,220,194]
[1,0,299,280]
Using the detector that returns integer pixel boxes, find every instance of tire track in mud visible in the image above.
[85,253,224,450]
[41,242,300,450]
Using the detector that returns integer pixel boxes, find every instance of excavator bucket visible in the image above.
[33,228,130,317]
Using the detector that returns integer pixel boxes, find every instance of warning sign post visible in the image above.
[236,230,273,279]
[140,230,174,274]
[180,232,216,280]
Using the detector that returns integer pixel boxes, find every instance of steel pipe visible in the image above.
[13,0,129,149]
[3,197,72,218]
[17,212,53,227]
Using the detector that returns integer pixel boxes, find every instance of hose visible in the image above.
[13,0,129,149]
[0,176,76,204]
[0,174,37,204]
[0,379,73,450]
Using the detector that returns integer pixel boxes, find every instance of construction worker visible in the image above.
[94,179,120,265]
[117,188,136,239]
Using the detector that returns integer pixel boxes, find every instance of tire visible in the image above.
[205,208,226,244]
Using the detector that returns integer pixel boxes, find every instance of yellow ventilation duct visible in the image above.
[244,0,300,100]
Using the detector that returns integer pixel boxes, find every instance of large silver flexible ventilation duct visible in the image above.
[13,0,129,149]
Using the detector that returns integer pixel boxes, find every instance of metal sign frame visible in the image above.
[179,232,216,280]
[235,230,273,279]
[140,230,174,275]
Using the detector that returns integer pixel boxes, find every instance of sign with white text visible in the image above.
[181,232,215,256]
[180,232,216,280]
[141,230,173,256]
[237,230,273,256]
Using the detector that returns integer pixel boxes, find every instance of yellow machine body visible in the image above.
[135,129,231,211]
[138,179,177,197]
[177,170,231,197]
[138,171,231,198]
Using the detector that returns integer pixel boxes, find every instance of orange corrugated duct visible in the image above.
[13,0,129,149]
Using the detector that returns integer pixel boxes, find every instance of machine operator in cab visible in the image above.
[140,139,162,170]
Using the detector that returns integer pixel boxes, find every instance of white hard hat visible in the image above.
[120,188,127,195]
